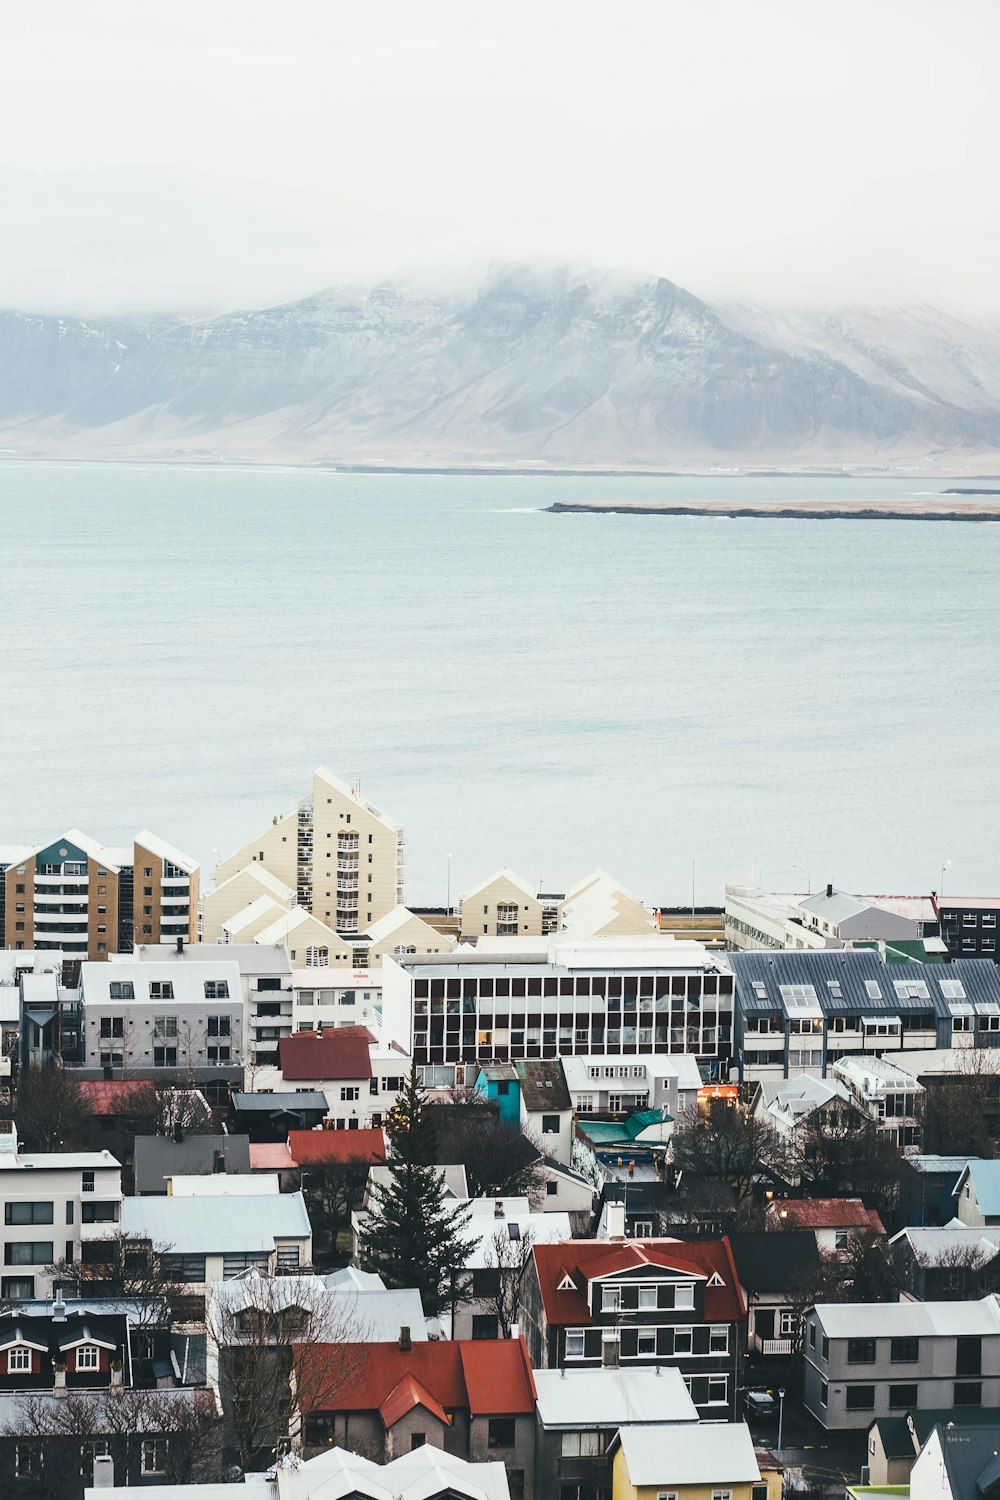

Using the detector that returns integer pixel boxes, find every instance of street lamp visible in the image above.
[940,859,952,899]
[447,853,453,915]
[777,1386,786,1452]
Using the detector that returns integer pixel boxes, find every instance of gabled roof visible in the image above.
[223,894,288,937]
[209,862,296,904]
[134,830,198,874]
[533,1365,696,1427]
[814,1295,1000,1340]
[463,867,537,902]
[254,906,338,946]
[314,767,400,832]
[935,1422,1000,1500]
[133,1133,251,1194]
[770,1198,885,1233]
[614,1421,760,1487]
[278,1026,374,1081]
[76,1079,155,1115]
[728,1230,822,1293]
[515,1059,571,1111]
[363,904,447,946]
[956,1160,1000,1216]
[286,1128,386,1167]
[532,1238,745,1324]
[295,1339,536,1418]
[379,1373,450,1429]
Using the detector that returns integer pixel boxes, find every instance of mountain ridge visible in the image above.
[2,266,1000,468]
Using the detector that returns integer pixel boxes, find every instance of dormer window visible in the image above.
[557,1273,576,1291]
[76,1345,100,1372]
[7,1347,32,1374]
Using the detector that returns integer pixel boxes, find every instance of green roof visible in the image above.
[624,1108,673,1137]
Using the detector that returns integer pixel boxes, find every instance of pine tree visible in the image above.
[358,1159,472,1319]
[384,1064,437,1165]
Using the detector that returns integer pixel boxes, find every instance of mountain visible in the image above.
[2,267,1000,468]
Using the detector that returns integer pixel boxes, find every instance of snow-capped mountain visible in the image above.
[2,267,1000,467]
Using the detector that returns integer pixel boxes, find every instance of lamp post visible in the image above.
[940,859,952,899]
[777,1385,786,1453]
[447,853,453,915]
[792,865,812,894]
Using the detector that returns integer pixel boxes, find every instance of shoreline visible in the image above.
[547,500,1000,522]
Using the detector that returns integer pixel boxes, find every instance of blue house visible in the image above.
[474,1062,521,1125]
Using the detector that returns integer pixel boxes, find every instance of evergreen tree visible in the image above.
[384,1064,437,1165]
[358,1159,472,1318]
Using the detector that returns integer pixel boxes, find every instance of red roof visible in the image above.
[286,1128,386,1166]
[278,1026,374,1082]
[295,1339,536,1422]
[769,1198,885,1233]
[532,1238,747,1325]
[76,1079,152,1115]
[249,1142,295,1171]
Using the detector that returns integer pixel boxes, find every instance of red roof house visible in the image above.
[766,1198,885,1234]
[277,1026,375,1083]
[286,1127,387,1167]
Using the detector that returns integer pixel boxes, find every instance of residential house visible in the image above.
[609,1421,777,1500]
[230,1090,329,1141]
[515,1059,575,1164]
[729,1230,822,1360]
[576,1110,674,1167]
[452,1198,572,1340]
[0,1123,122,1300]
[557,872,655,940]
[250,1127,387,1182]
[380,938,734,1079]
[803,1295,1000,1429]
[765,1197,885,1254]
[910,1419,1000,1500]
[460,870,545,940]
[831,1055,924,1148]
[297,1334,538,1497]
[532,1365,697,1500]
[897,1153,978,1228]
[753,1073,858,1140]
[954,1160,1000,1226]
[519,1236,746,1420]
[133,1133,251,1195]
[866,1407,1000,1487]
[248,1026,409,1130]
[0,1298,173,1394]
[562,1052,702,1121]
[291,970,382,1033]
[200,862,296,946]
[890,1226,1000,1300]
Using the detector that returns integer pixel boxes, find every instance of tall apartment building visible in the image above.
[380,937,733,1083]
[1,829,198,962]
[213,767,404,937]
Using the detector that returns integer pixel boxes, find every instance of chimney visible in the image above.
[508,1322,519,1341]
[213,1149,225,1174]
[494,1200,504,1218]
[92,1454,115,1489]
[173,1123,184,1144]
[53,1294,67,1323]
[826,882,833,898]
[316,1020,323,1036]
[601,1330,619,1367]
[399,1326,411,1352]
[176,935,184,954]
[605,1198,627,1240]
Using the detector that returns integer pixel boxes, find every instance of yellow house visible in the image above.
[611,1422,781,1500]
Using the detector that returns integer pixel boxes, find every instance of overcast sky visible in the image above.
[1,0,996,315]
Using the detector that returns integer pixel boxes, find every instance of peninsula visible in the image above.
[547,497,1000,521]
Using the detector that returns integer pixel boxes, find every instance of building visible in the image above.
[297,1335,537,1495]
[381,938,734,1080]
[231,1090,329,1141]
[910,1420,1000,1500]
[729,949,1000,1083]
[866,1408,1000,1488]
[831,1055,925,1148]
[514,1059,575,1164]
[213,767,405,937]
[897,1154,979,1228]
[609,1421,775,1500]
[764,1197,884,1253]
[561,1051,702,1120]
[201,863,297,945]
[73,956,246,1086]
[724,885,941,955]
[520,1236,745,1420]
[292,970,382,1033]
[2,829,198,961]
[252,1128,388,1178]
[451,1198,572,1341]
[753,1073,861,1143]
[247,1027,409,1130]
[460,870,545,940]
[937,897,1000,961]
[803,1295,1000,1429]
[954,1160,1000,1226]
[0,1122,122,1299]
[890,1226,1000,1301]
[133,1133,252,1195]
[729,1230,822,1360]
[0,1298,173,1394]
[532,1365,697,1500]
[558,872,656,940]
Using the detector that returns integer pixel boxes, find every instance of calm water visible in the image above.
[1,463,998,906]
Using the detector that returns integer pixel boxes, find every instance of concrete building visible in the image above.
[831,1054,925,1148]
[804,1295,1000,1429]
[201,863,296,945]
[131,941,294,1068]
[214,766,404,937]
[937,897,1000,961]
[2,829,198,961]
[561,1052,703,1119]
[460,869,545,940]
[248,1027,409,1129]
[0,1122,122,1300]
[724,884,941,955]
[381,938,734,1082]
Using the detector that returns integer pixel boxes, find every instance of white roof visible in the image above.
[1,1148,120,1171]
[210,862,297,904]
[814,1294,1000,1339]
[120,1190,311,1253]
[168,1174,281,1197]
[254,906,338,945]
[210,1269,428,1344]
[889,1050,1000,1081]
[891,1227,1000,1266]
[548,935,724,971]
[616,1421,760,1487]
[285,1443,511,1500]
[0,845,34,870]
[461,1201,570,1268]
[833,1055,924,1094]
[474,936,550,956]
[20,971,59,1005]
[534,1365,697,1427]
[558,870,655,938]
[81,957,244,1005]
[134,829,198,873]
[462,867,538,902]
[315,767,400,833]
[561,1052,703,1093]
[224,895,288,937]
[0,950,63,984]
[363,905,446,946]
[130,942,293,977]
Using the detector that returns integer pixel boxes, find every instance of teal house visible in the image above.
[474,1062,521,1125]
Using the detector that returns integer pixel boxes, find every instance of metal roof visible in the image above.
[730,950,1000,1019]
[814,1294,1000,1339]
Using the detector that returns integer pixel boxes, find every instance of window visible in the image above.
[153,1046,177,1067]
[819,1381,828,1407]
[81,1201,118,1223]
[891,1337,919,1363]
[7,1347,32,1374]
[100,1017,125,1038]
[674,1283,695,1309]
[709,1326,729,1353]
[204,981,230,999]
[4,1242,54,1265]
[2,1278,34,1300]
[846,1386,875,1411]
[707,1377,728,1404]
[565,1330,585,1358]
[100,1051,124,1068]
[834,1230,850,1251]
[888,1384,918,1409]
[82,1171,95,1192]
[149,982,174,1000]
[76,1345,100,1371]
[5,1202,54,1225]
[957,1336,983,1375]
[141,1438,168,1474]
[208,1046,231,1065]
[712,1491,733,1500]
[207,1015,231,1036]
[410,1434,425,1450]
[472,1314,499,1339]
[488,1418,516,1448]
[15,1441,40,1477]
[562,1432,605,1457]
[546,1181,558,1197]
[848,1339,876,1364]
[541,1113,560,1133]
[955,1382,983,1407]
[602,1286,621,1312]
[341,1087,360,1101]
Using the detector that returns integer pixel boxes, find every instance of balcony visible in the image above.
[160,876,189,887]
[753,1335,794,1356]
[337,858,359,872]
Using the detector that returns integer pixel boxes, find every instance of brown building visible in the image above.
[1,828,198,961]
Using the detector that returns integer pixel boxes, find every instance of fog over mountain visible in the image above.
[3,267,1000,470]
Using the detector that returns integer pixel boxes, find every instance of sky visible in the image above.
[1,0,996,316]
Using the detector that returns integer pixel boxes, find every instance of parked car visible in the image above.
[744,1389,777,1420]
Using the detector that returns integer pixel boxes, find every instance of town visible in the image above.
[1,766,997,1500]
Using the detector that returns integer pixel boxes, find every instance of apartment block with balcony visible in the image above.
[0,1122,122,1300]
[831,1054,925,1148]
[131,941,292,1068]
[2,829,198,962]
[381,938,734,1081]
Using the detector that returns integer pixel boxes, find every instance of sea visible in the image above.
[1,462,998,908]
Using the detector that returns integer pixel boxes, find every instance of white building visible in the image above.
[0,1122,122,1299]
[131,941,294,1066]
[832,1054,925,1148]
[80,956,246,1080]
[561,1051,702,1118]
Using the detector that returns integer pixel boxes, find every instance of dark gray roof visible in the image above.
[133,1133,251,1193]
[911,1407,1000,1445]
[232,1090,328,1112]
[515,1059,572,1111]
[170,1330,207,1386]
[935,1422,1000,1498]
[728,1231,821,1293]
[730,949,1000,1019]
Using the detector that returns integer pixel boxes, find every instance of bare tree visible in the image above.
[671,1100,792,1205]
[481,1222,536,1336]
[300,1155,373,1261]
[15,1065,86,1150]
[431,1105,543,1199]
[115,1081,214,1138]
[921,1048,1000,1158]
[207,1270,365,1473]
[48,1232,181,1329]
